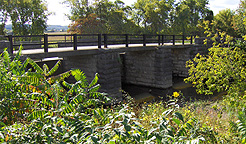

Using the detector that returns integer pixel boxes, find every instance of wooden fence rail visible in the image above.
[1,34,194,54]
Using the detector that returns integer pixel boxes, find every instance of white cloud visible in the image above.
[46,0,71,26]
[208,0,241,15]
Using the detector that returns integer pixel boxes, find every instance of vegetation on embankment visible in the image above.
[1,36,246,143]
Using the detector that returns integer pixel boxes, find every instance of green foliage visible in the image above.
[170,0,212,35]
[65,0,211,35]
[185,25,246,110]
[0,47,112,143]
[213,9,237,37]
[185,46,246,95]
[0,0,8,35]
[0,0,49,36]
[233,0,246,37]
[0,48,237,143]
[0,46,31,125]
[66,0,139,34]
[132,0,174,34]
[230,109,246,143]
[202,1,246,38]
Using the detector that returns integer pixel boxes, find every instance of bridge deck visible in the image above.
[18,43,191,59]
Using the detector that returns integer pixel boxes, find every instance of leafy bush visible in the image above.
[185,46,246,95]
[0,48,217,143]
[185,35,246,109]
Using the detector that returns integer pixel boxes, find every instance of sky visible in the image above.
[46,0,241,26]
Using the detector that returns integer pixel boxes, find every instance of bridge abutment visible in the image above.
[124,48,172,88]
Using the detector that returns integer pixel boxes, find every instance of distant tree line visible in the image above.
[64,0,213,35]
[1,0,246,37]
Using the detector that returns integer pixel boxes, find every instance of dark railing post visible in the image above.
[73,34,77,50]
[64,35,67,47]
[104,34,108,48]
[162,35,164,45]
[98,34,101,48]
[44,34,48,53]
[125,34,129,47]
[173,35,175,45]
[190,35,193,44]
[158,35,161,45]
[182,35,185,45]
[143,34,146,46]
[8,35,13,55]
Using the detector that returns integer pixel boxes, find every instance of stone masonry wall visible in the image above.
[172,45,209,77]
[63,55,97,82]
[124,50,155,86]
[97,51,122,100]
[124,48,172,89]
[63,51,122,100]
[172,48,190,77]
[154,48,173,88]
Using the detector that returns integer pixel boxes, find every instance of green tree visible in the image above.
[171,0,212,35]
[66,0,140,34]
[65,0,213,34]
[132,0,174,34]
[63,0,94,21]
[233,0,246,37]
[97,0,139,33]
[104,0,135,33]
[171,3,190,34]
[93,0,125,33]
[68,13,105,34]
[9,0,49,35]
[213,9,237,37]
[0,0,9,35]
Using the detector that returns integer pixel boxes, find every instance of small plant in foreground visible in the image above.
[230,109,246,143]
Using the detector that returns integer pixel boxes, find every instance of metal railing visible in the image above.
[2,34,194,54]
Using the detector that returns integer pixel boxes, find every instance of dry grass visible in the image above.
[130,98,241,143]
[45,31,72,42]
[183,101,239,142]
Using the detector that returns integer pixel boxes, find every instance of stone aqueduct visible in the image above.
[0,39,208,100]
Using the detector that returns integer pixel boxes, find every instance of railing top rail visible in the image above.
[48,34,73,37]
[6,34,194,37]
[103,34,127,36]
[77,34,100,36]
[11,35,44,38]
